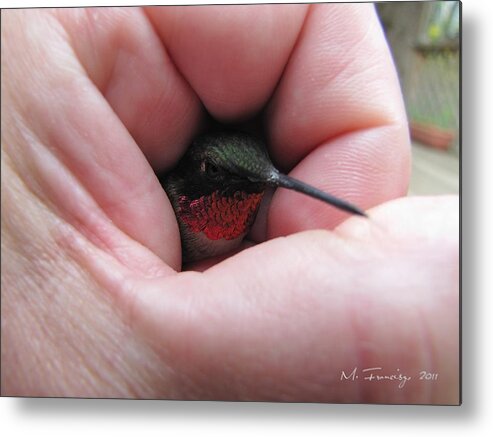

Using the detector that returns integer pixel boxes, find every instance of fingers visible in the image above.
[2,10,182,269]
[5,6,411,269]
[120,196,459,403]
[145,4,308,121]
[55,8,203,171]
[261,4,410,237]
[41,5,409,267]
[266,3,408,169]
[45,5,315,268]
[266,124,410,238]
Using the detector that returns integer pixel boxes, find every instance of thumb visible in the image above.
[98,195,460,403]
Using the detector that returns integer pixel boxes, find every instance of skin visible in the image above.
[1,6,459,403]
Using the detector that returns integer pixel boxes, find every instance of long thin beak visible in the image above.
[272,172,368,217]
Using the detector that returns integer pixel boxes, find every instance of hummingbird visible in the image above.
[160,131,367,263]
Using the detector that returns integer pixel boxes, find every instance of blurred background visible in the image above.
[376,1,460,195]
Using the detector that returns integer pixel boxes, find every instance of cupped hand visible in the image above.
[1,5,458,403]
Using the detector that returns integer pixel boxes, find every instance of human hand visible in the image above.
[1,5,458,403]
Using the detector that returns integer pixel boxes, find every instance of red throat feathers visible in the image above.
[177,191,263,240]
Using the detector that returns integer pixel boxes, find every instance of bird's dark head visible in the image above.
[176,131,278,195]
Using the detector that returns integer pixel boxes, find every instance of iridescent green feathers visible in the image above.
[189,131,278,184]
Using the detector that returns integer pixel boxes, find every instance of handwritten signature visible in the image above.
[340,367,413,389]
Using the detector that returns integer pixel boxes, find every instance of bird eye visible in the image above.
[206,162,219,176]
[200,161,220,176]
